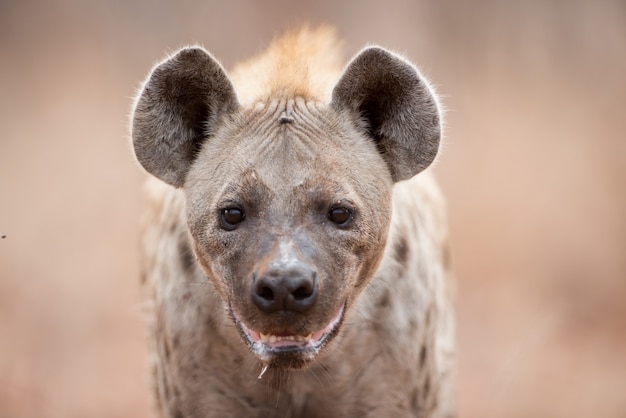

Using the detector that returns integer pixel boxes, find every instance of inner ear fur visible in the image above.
[331,47,441,182]
[132,47,239,188]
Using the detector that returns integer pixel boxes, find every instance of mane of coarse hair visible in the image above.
[229,26,343,105]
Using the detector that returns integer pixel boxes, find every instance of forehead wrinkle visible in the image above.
[242,129,324,183]
[237,98,332,159]
[214,97,350,207]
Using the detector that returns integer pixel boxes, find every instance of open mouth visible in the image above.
[231,303,346,366]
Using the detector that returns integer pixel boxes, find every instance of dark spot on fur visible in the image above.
[162,372,171,400]
[443,242,452,270]
[242,396,257,409]
[173,410,184,418]
[279,115,294,124]
[152,364,161,405]
[423,375,431,398]
[411,389,420,410]
[419,344,427,368]
[190,361,200,381]
[278,109,294,124]
[163,340,171,361]
[395,235,409,263]
[377,288,391,308]
[178,236,195,271]
[425,307,433,328]
[205,313,218,331]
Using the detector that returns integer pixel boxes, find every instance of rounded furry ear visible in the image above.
[331,47,441,182]
[132,47,239,188]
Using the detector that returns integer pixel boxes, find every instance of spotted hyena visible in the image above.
[131,27,455,418]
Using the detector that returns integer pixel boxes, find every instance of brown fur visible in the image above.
[132,27,455,417]
[230,26,342,103]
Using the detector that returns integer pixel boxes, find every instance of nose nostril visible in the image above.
[258,286,274,301]
[292,286,313,301]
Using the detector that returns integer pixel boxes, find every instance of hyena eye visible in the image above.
[328,206,352,226]
[220,207,245,230]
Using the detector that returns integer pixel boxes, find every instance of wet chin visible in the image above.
[231,304,346,369]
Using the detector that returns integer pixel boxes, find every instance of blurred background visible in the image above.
[1,0,625,417]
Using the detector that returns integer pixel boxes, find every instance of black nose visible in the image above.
[251,267,318,314]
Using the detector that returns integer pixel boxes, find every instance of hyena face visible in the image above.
[185,98,393,368]
[132,46,441,369]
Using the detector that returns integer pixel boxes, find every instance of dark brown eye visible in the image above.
[220,207,245,230]
[328,207,352,226]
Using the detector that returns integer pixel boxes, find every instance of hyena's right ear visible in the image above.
[132,47,239,188]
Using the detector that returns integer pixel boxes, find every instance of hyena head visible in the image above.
[132,40,441,369]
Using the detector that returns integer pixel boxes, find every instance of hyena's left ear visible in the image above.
[132,47,239,188]
[331,47,441,182]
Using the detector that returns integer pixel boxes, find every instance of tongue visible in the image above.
[269,339,308,348]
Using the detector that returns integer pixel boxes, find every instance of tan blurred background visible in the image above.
[1,0,625,417]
